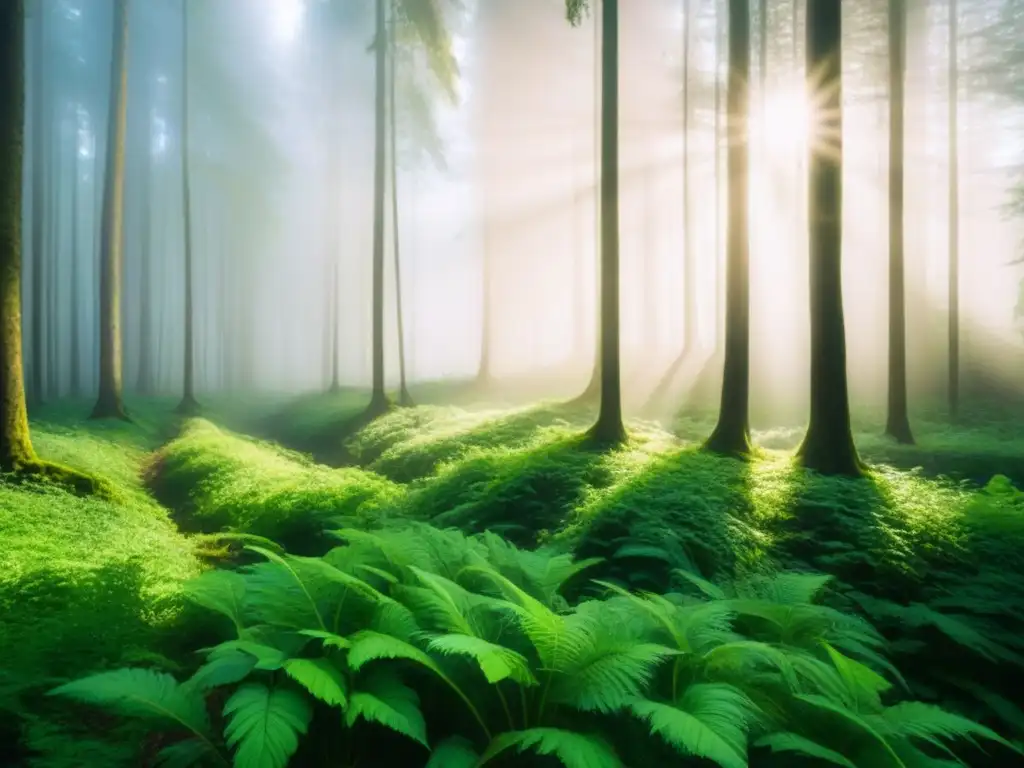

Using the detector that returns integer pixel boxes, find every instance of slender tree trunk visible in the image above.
[570,4,602,405]
[389,4,411,406]
[0,0,40,468]
[886,0,913,444]
[682,0,697,355]
[70,127,81,396]
[573,138,586,357]
[177,0,198,415]
[45,114,59,401]
[714,0,724,349]
[90,0,130,421]
[705,0,752,457]
[587,0,625,445]
[368,0,389,413]
[796,0,862,476]
[29,3,44,406]
[136,99,154,395]
[947,0,959,419]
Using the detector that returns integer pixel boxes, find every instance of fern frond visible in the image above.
[629,684,758,768]
[554,642,680,713]
[298,629,350,650]
[203,640,287,671]
[823,643,892,712]
[754,732,857,768]
[871,701,1021,755]
[794,693,907,768]
[673,568,728,601]
[182,569,247,634]
[223,683,312,768]
[283,659,348,708]
[48,669,214,747]
[154,738,221,768]
[346,669,428,747]
[737,572,833,604]
[187,649,258,692]
[427,633,537,685]
[479,727,623,768]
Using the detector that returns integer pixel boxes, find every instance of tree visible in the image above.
[136,83,155,395]
[90,0,131,421]
[69,118,82,396]
[177,0,199,415]
[886,0,914,444]
[704,0,753,457]
[682,0,697,358]
[389,0,412,407]
[947,0,960,419]
[795,0,863,476]
[29,0,45,406]
[569,0,625,445]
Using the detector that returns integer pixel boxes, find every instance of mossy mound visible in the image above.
[145,419,405,553]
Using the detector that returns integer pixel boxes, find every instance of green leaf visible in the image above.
[427,633,538,686]
[188,650,258,691]
[823,642,892,711]
[479,728,623,768]
[223,683,312,768]
[426,736,479,768]
[628,685,757,768]
[754,732,857,768]
[872,701,1022,755]
[182,570,248,632]
[49,668,212,741]
[283,659,348,708]
[347,630,441,676]
[794,694,907,768]
[298,629,350,650]
[346,670,428,748]
[560,643,681,713]
[206,641,288,671]
[154,738,222,768]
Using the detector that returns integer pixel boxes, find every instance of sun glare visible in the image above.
[268,0,304,45]
[758,87,811,156]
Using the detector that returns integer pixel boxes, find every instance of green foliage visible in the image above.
[145,420,404,553]
[50,522,1012,767]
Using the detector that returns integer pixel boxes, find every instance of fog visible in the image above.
[23,0,1024,426]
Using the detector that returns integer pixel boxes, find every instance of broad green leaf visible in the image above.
[628,692,751,768]
[223,683,312,768]
[427,633,537,686]
[206,640,287,671]
[284,659,348,708]
[479,728,623,768]
[346,670,428,747]
[182,570,248,632]
[154,737,223,768]
[298,629,350,650]
[347,630,441,676]
[425,736,479,768]
[188,650,258,691]
[754,732,858,768]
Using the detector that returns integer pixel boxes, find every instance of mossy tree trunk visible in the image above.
[704,0,752,458]
[90,0,130,421]
[795,0,862,476]
[389,2,411,407]
[886,0,914,445]
[176,0,199,416]
[947,0,960,419]
[587,0,626,446]
[0,0,40,469]
[368,0,389,414]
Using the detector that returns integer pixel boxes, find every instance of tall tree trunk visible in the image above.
[886,0,913,444]
[0,0,39,468]
[796,0,862,476]
[177,0,198,415]
[368,0,389,413]
[682,0,696,355]
[714,0,724,349]
[70,127,81,396]
[90,0,130,421]
[705,0,752,457]
[389,4,411,406]
[45,114,59,401]
[136,98,154,395]
[947,0,959,419]
[29,2,44,406]
[570,4,602,405]
[587,0,625,445]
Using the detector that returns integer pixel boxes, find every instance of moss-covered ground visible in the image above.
[5,390,1024,765]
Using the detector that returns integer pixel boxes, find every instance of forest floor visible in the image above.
[3,389,1024,766]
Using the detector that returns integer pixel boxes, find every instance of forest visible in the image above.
[2,0,1024,766]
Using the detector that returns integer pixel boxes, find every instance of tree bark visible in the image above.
[947,0,959,419]
[137,89,154,395]
[29,2,44,406]
[886,0,914,444]
[70,125,81,396]
[90,0,130,421]
[704,0,752,457]
[368,0,389,414]
[796,0,862,476]
[0,0,40,468]
[390,2,411,406]
[587,0,625,445]
[176,0,199,415]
